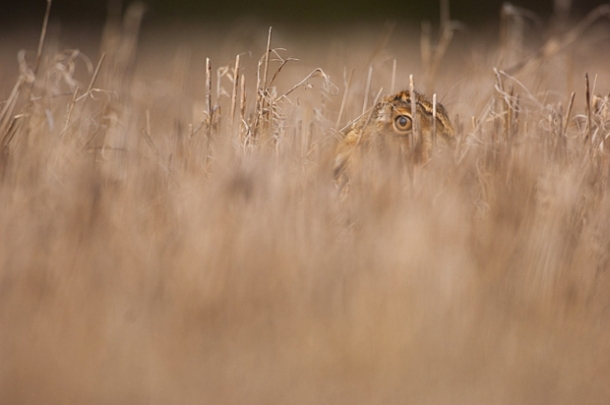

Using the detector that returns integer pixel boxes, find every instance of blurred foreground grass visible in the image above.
[1,4,610,404]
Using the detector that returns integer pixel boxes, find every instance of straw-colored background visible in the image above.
[1,4,610,404]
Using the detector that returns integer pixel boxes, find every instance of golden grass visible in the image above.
[1,4,610,404]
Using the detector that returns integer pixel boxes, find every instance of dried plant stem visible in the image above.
[18,0,52,113]
[2,115,24,149]
[0,76,24,126]
[33,0,52,78]
[239,73,246,142]
[253,58,263,137]
[363,65,373,114]
[356,87,384,146]
[88,53,106,95]
[563,91,575,138]
[255,58,262,106]
[205,57,212,127]
[260,28,273,109]
[267,56,299,90]
[262,27,273,95]
[507,86,514,140]
[432,93,437,146]
[494,67,512,142]
[279,68,332,99]
[371,87,384,107]
[513,92,520,139]
[61,86,80,136]
[146,109,151,140]
[0,76,25,146]
[141,110,160,157]
[230,54,240,128]
[409,75,419,155]
[336,68,354,128]
[77,53,106,102]
[253,27,273,139]
[585,73,592,144]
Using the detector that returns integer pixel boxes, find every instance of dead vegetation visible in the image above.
[1,1,610,404]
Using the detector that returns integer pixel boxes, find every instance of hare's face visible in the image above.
[334,90,455,179]
[366,98,414,139]
[379,91,455,144]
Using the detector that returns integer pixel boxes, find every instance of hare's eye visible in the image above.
[393,115,412,133]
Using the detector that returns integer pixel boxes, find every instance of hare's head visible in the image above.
[334,90,455,179]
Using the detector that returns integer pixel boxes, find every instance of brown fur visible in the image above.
[334,90,455,179]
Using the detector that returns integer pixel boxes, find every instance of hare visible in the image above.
[334,90,455,179]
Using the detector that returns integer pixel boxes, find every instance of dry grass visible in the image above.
[1,4,610,404]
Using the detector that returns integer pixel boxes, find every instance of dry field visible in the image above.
[1,3,610,404]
